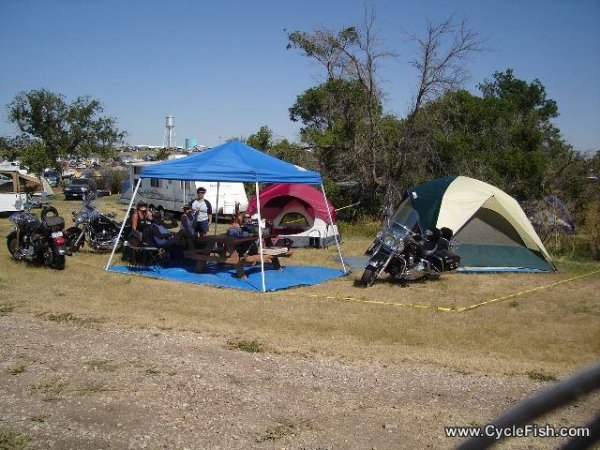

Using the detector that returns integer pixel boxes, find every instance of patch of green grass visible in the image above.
[37,312,103,326]
[0,428,32,449]
[338,218,382,238]
[255,419,310,443]
[73,381,115,395]
[570,304,593,314]
[31,379,67,395]
[509,301,519,308]
[225,374,244,385]
[227,338,264,353]
[145,367,160,375]
[6,364,26,375]
[526,370,558,382]
[85,360,117,372]
[0,304,15,316]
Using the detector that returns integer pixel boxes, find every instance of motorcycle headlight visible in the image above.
[382,233,398,248]
[381,231,405,253]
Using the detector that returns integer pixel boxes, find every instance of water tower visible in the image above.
[163,115,175,149]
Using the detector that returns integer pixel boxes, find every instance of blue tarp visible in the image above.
[141,141,322,184]
[108,263,346,292]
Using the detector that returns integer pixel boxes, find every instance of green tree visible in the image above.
[409,70,583,205]
[7,89,125,173]
[288,13,483,216]
[287,8,391,208]
[1,135,27,162]
[155,148,170,160]
[246,126,273,151]
[19,141,52,176]
[289,78,381,181]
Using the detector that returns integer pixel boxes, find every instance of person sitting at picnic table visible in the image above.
[191,186,212,236]
[130,201,152,243]
[178,205,196,239]
[241,213,256,235]
[151,211,184,261]
[227,214,244,237]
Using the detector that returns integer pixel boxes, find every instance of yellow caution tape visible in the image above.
[294,269,600,313]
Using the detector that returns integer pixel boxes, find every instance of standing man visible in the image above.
[191,186,212,236]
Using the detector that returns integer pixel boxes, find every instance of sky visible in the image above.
[1,0,599,153]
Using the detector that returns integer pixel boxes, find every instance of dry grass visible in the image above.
[1,192,599,377]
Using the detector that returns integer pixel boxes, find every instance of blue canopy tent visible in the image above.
[105,141,347,291]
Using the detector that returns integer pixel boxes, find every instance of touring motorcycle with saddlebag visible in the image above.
[65,194,123,253]
[6,204,68,270]
[361,201,460,287]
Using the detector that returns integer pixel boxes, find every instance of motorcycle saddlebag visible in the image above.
[431,249,461,272]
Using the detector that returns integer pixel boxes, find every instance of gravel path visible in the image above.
[0,314,594,449]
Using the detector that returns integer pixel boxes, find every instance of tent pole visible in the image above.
[214,182,220,235]
[105,177,142,270]
[255,181,266,292]
[320,183,347,273]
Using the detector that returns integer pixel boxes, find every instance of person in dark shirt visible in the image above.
[130,201,152,244]
[179,205,196,239]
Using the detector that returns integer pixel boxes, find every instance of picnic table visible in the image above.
[183,234,292,279]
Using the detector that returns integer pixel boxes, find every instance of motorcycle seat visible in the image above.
[44,216,65,229]
[419,240,438,257]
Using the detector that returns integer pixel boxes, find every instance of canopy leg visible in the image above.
[320,183,347,273]
[255,181,266,292]
[105,178,142,270]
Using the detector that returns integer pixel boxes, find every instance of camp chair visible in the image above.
[123,228,168,269]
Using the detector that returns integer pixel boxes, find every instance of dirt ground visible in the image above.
[1,313,597,450]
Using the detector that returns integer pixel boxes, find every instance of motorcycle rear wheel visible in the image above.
[360,267,378,287]
[6,231,24,261]
[48,254,66,270]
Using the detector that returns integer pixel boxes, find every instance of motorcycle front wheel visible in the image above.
[6,231,24,261]
[360,267,378,287]
[65,226,84,252]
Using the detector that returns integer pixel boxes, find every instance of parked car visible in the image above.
[43,168,60,187]
[64,178,97,200]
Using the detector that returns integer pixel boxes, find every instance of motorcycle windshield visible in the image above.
[75,210,91,223]
[79,203,99,221]
[388,202,421,237]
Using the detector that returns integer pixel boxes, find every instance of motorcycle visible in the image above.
[360,202,461,287]
[6,203,68,270]
[65,194,123,253]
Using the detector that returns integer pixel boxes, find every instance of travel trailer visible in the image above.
[0,169,43,212]
[128,162,248,214]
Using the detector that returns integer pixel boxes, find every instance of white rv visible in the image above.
[129,162,248,214]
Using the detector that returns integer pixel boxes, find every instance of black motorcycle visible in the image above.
[361,202,460,287]
[65,195,123,253]
[6,204,68,270]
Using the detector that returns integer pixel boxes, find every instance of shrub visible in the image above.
[338,216,382,238]
[581,201,600,260]
[99,168,128,194]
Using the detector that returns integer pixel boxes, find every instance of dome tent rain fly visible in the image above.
[402,176,556,272]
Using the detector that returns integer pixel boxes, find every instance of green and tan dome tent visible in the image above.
[404,176,556,272]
